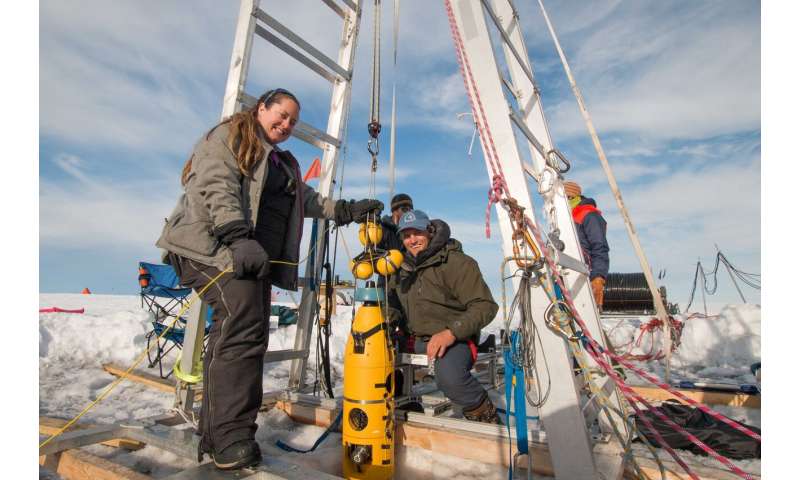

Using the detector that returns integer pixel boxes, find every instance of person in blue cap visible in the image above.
[386,210,501,423]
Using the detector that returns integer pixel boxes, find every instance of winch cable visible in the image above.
[316,229,335,398]
[367,0,382,175]
[505,268,551,408]
[310,21,361,398]
[387,0,400,199]
[444,2,758,477]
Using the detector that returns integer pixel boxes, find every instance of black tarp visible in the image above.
[633,400,760,460]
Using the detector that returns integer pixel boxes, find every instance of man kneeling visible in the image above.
[387,210,500,423]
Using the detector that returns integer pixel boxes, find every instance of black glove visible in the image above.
[229,238,270,279]
[334,199,384,226]
[213,220,251,245]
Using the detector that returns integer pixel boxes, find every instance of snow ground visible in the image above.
[39,293,760,478]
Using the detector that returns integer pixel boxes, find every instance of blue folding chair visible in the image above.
[139,262,192,319]
[139,262,213,378]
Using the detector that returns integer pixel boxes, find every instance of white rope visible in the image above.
[536,0,675,381]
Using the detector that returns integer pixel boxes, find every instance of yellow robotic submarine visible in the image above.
[343,220,402,479]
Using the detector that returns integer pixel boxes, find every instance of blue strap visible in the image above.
[275,410,343,453]
[495,408,539,421]
[306,221,319,291]
[504,331,530,480]
[553,281,564,300]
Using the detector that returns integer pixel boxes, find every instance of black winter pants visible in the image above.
[414,338,487,411]
[173,255,271,454]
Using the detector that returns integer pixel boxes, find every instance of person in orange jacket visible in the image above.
[564,181,609,310]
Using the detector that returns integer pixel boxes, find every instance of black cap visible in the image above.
[390,193,413,211]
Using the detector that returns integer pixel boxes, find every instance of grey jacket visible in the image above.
[156,122,337,290]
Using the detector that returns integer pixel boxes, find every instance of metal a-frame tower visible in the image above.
[220,0,362,392]
[178,1,627,478]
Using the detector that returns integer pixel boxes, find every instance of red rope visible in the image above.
[590,345,755,480]
[622,316,684,361]
[525,216,759,478]
[442,2,757,477]
[444,0,510,240]
[485,175,505,238]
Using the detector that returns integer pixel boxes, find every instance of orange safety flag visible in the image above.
[303,157,321,182]
[81,288,92,294]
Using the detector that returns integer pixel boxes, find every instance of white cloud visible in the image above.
[38,1,761,305]
[523,2,760,141]
[40,1,233,154]
[41,153,178,249]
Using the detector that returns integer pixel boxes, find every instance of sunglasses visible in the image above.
[393,205,412,213]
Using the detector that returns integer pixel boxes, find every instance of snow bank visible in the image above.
[39,294,760,478]
[603,304,761,385]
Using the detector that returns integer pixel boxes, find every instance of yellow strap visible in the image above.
[38,268,231,450]
[173,359,203,384]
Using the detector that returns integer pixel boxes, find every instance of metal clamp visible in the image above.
[546,148,571,174]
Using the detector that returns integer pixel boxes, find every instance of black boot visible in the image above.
[462,395,501,425]
[212,439,262,470]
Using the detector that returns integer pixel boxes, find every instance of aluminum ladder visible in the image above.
[176,0,363,413]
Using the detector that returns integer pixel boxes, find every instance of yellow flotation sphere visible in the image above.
[375,249,403,276]
[358,222,383,246]
[350,259,374,280]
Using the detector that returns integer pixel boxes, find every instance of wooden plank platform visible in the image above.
[631,385,760,408]
[102,363,203,400]
[274,399,338,427]
[274,399,760,480]
[40,416,145,451]
[39,449,150,480]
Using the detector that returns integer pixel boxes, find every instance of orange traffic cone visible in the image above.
[81,288,91,294]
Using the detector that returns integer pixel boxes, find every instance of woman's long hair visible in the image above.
[181,90,300,186]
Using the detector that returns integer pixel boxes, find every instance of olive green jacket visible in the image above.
[156,122,337,290]
[386,220,498,341]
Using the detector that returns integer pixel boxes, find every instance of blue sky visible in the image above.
[38,0,761,309]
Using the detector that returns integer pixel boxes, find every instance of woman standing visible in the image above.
[157,88,381,469]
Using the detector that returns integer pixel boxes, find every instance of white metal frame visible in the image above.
[179,0,363,398]
[448,0,625,478]
[176,1,628,478]
[487,0,628,441]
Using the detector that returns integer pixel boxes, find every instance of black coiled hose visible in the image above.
[603,272,663,313]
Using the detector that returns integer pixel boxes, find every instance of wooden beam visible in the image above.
[631,385,760,409]
[625,454,760,480]
[275,400,760,480]
[274,400,338,427]
[39,449,151,480]
[101,363,202,400]
[102,363,174,393]
[397,421,555,476]
[39,417,144,451]
[275,400,557,476]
